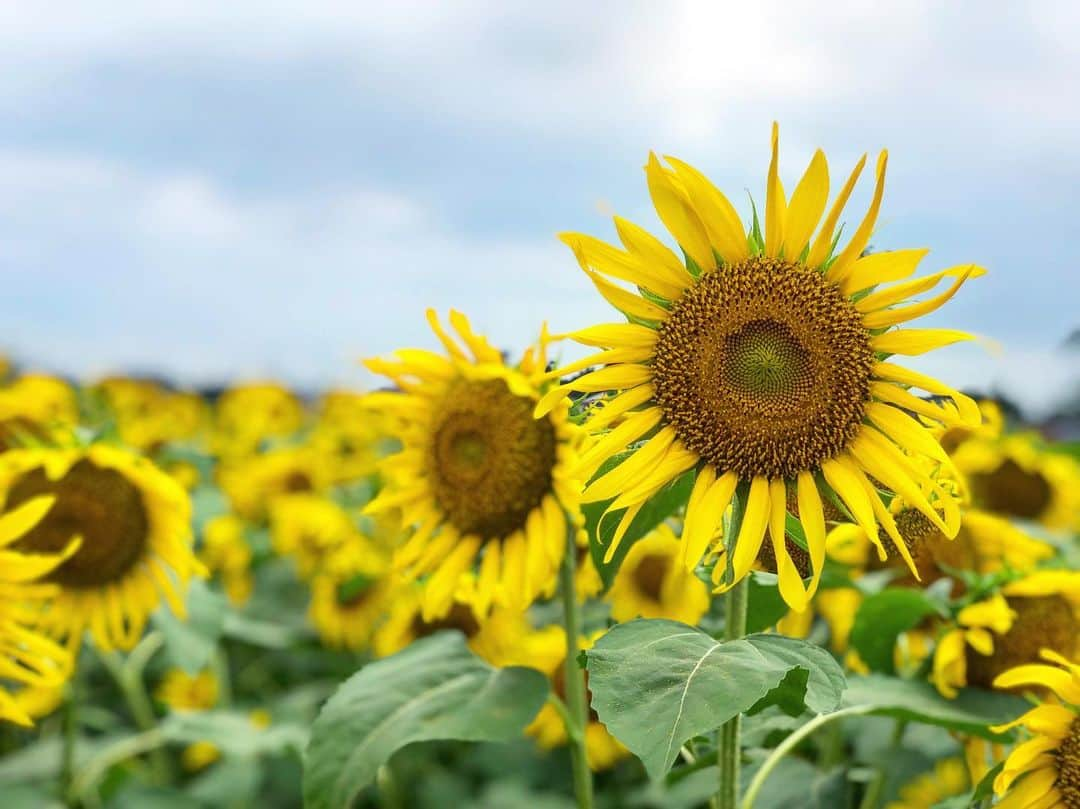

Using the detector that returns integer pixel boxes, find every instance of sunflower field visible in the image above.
[3,128,1080,809]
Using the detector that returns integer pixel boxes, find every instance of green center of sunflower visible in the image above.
[971,458,1052,521]
[429,377,556,540]
[966,595,1080,689]
[7,459,149,589]
[653,257,874,480]
[1057,718,1080,808]
[632,553,670,601]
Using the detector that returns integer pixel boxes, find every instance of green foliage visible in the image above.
[849,586,948,674]
[303,632,549,809]
[583,619,846,778]
[152,579,227,675]
[745,573,790,633]
[842,675,1028,740]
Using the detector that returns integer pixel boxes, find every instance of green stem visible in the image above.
[96,635,171,784]
[70,728,166,801]
[717,576,749,809]
[376,762,405,809]
[740,706,872,809]
[559,527,594,809]
[60,656,80,804]
[857,719,906,809]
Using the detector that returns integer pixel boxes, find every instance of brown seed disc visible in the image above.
[965,595,1079,690]
[653,257,874,481]
[428,377,556,540]
[8,459,149,589]
[1056,718,1080,809]
[970,458,1052,521]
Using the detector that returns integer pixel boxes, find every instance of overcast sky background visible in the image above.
[2,2,1078,415]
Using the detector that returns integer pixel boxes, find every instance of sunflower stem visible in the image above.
[717,574,749,809]
[740,705,872,809]
[60,655,81,804]
[558,526,594,809]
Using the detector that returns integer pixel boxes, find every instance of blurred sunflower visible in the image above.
[96,378,209,452]
[524,628,628,771]
[307,390,390,485]
[933,572,1080,698]
[364,310,583,620]
[989,650,1080,808]
[212,382,305,459]
[0,496,73,726]
[954,434,1080,532]
[0,445,202,652]
[218,447,324,523]
[269,493,356,578]
[606,523,709,624]
[200,514,253,606]
[537,124,980,612]
[933,398,1004,455]
[0,374,78,452]
[308,538,392,651]
[885,757,969,809]
[156,668,219,712]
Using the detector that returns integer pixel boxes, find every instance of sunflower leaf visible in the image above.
[841,675,1027,740]
[849,587,948,674]
[302,631,548,809]
[584,620,846,779]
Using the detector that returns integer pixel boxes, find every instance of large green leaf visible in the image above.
[161,711,308,757]
[842,674,1028,740]
[584,469,694,588]
[849,586,948,674]
[745,634,846,716]
[745,573,790,634]
[584,620,846,779]
[153,579,227,674]
[303,632,549,809]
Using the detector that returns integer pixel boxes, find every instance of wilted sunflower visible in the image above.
[364,310,582,619]
[0,445,203,652]
[0,496,73,726]
[606,523,709,624]
[932,572,1080,698]
[537,125,982,611]
[989,650,1080,808]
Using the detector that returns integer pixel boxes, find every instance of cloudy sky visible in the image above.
[2,2,1078,413]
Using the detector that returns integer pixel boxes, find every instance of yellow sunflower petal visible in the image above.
[993,664,1080,703]
[840,248,930,296]
[871,328,976,356]
[764,123,786,257]
[796,471,826,599]
[826,150,888,283]
[566,323,659,350]
[662,158,748,264]
[861,267,979,329]
[783,149,829,259]
[769,477,808,612]
[806,153,868,269]
[613,216,696,290]
[0,496,56,548]
[645,153,715,272]
[724,476,770,588]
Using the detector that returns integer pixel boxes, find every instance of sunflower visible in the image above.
[269,493,358,579]
[307,390,391,485]
[0,445,203,652]
[885,757,970,809]
[199,514,253,606]
[218,447,325,523]
[364,310,583,620]
[95,378,209,453]
[308,537,393,651]
[524,628,628,771]
[933,398,1004,456]
[0,496,74,726]
[953,434,1080,533]
[536,124,980,612]
[156,668,219,712]
[606,523,709,624]
[371,582,534,667]
[211,382,305,459]
[989,650,1080,808]
[0,374,78,453]
[932,572,1080,698]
